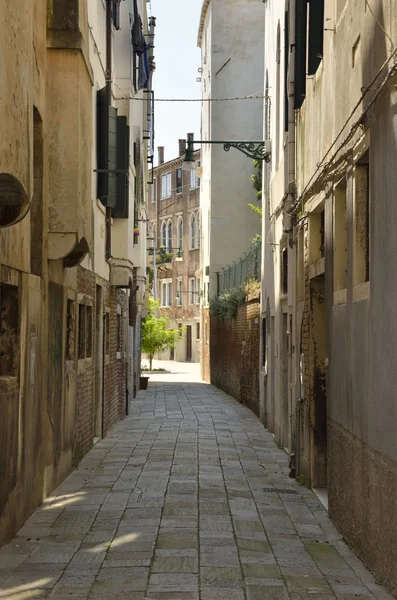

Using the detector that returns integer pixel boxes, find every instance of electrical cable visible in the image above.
[365,0,394,51]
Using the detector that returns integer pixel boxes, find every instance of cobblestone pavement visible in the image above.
[0,369,394,600]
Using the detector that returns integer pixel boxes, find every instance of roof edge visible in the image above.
[197,0,211,47]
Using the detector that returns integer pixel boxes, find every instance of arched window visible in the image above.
[177,216,183,256]
[196,212,200,249]
[161,221,167,248]
[167,219,172,251]
[190,213,196,250]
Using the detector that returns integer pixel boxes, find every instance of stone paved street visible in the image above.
[0,365,394,600]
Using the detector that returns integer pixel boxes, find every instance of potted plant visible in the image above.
[139,374,149,390]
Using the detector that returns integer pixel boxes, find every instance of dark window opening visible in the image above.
[78,304,86,360]
[0,283,19,377]
[66,299,75,361]
[86,305,93,358]
[308,0,325,75]
[284,10,290,132]
[196,322,200,340]
[105,312,110,355]
[117,312,122,353]
[282,249,288,295]
[31,107,44,276]
[176,168,182,193]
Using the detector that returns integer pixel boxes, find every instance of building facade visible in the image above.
[0,0,152,545]
[198,0,264,380]
[147,144,201,363]
[260,0,397,593]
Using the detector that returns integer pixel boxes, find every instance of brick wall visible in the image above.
[201,307,210,382]
[103,287,127,435]
[210,295,260,416]
[74,268,96,461]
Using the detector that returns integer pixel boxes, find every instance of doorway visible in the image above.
[94,285,104,439]
[310,274,327,488]
[186,325,192,362]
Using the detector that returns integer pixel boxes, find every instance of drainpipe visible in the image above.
[288,0,296,211]
[105,0,112,261]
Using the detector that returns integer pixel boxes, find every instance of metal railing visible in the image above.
[218,242,261,294]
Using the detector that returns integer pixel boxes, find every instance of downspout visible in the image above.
[105,0,112,261]
[288,0,298,479]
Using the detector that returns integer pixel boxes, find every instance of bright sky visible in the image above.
[149,0,202,164]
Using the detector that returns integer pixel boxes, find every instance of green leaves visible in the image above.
[141,299,185,363]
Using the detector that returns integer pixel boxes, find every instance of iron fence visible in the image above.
[218,242,261,294]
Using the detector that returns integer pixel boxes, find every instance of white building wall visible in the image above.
[199,0,264,298]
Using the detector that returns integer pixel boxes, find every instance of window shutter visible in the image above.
[97,87,118,209]
[113,0,121,30]
[284,10,289,131]
[308,0,324,75]
[114,116,130,218]
[294,0,307,109]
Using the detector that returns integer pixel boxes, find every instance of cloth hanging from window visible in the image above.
[131,0,148,90]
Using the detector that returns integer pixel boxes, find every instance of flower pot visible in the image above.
[140,376,149,390]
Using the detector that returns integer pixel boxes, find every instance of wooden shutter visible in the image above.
[308,0,324,75]
[96,87,118,209]
[284,9,289,131]
[114,116,130,218]
[294,0,307,109]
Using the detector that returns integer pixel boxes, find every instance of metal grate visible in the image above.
[218,243,261,294]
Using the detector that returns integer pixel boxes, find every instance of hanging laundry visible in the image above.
[131,0,148,90]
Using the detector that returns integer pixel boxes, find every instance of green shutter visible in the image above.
[308,0,324,75]
[96,87,118,209]
[114,116,130,218]
[294,0,307,109]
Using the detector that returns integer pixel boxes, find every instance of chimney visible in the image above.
[178,139,186,156]
[158,146,164,165]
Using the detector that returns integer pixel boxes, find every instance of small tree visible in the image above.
[141,299,184,370]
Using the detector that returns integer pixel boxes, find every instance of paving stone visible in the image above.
[2,370,391,600]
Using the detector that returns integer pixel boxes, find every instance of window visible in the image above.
[196,278,201,304]
[190,213,196,249]
[196,213,200,249]
[161,281,173,307]
[152,177,157,203]
[176,217,183,257]
[189,278,196,304]
[66,299,75,361]
[176,168,182,193]
[334,178,347,293]
[196,322,200,340]
[117,312,121,353]
[294,0,324,108]
[281,249,288,295]
[161,221,167,247]
[78,304,86,360]
[105,312,110,355]
[161,172,171,199]
[162,282,167,307]
[354,151,370,285]
[167,219,173,252]
[78,302,92,360]
[86,305,92,358]
[190,169,198,189]
[0,283,19,377]
[177,279,183,305]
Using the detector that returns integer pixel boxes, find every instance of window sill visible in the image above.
[308,257,325,280]
[353,281,370,303]
[175,257,183,262]
[333,288,347,306]
[160,195,172,201]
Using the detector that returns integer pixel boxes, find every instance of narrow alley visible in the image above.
[0,366,392,600]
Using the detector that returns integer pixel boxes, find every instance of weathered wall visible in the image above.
[210,295,260,416]
[201,307,210,382]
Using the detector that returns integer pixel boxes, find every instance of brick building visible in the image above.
[147,143,201,362]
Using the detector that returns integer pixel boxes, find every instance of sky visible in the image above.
[149,0,203,164]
